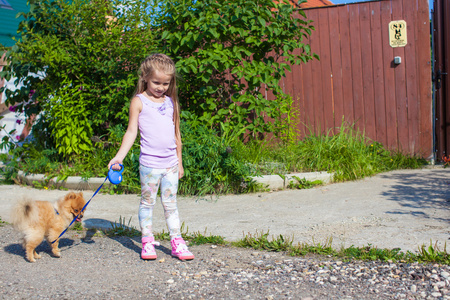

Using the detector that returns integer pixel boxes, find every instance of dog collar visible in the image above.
[54,208,59,215]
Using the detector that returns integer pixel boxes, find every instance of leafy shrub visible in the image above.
[180,120,254,196]
[157,0,316,140]
[1,0,158,158]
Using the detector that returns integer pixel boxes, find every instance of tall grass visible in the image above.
[1,122,427,194]
[237,123,427,181]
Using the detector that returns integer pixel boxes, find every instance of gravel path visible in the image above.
[1,224,449,299]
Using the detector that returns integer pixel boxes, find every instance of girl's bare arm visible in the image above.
[108,97,142,169]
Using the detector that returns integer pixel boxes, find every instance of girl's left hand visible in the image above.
[178,164,184,179]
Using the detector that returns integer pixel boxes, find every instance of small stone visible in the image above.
[158,258,165,263]
[167,279,174,284]
[435,282,446,289]
[432,292,442,297]
[411,285,417,293]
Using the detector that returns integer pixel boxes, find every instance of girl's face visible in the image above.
[145,69,172,99]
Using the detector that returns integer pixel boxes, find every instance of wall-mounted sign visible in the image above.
[389,20,407,48]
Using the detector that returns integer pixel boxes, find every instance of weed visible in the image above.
[53,218,450,265]
[187,230,226,246]
[287,176,323,189]
[290,238,336,256]
[233,230,450,265]
[71,221,84,232]
[417,241,450,264]
[154,223,226,246]
[340,245,406,262]
[232,231,294,252]
[105,216,141,237]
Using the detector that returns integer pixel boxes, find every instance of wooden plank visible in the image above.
[308,9,324,134]
[299,13,315,134]
[338,5,354,124]
[294,64,307,139]
[328,6,344,130]
[291,47,306,138]
[359,3,376,141]
[391,0,409,153]
[416,0,433,159]
[381,0,398,151]
[370,1,388,147]
[349,4,365,131]
[301,61,315,135]
[402,0,419,155]
[317,7,334,134]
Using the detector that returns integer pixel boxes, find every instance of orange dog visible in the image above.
[11,192,87,262]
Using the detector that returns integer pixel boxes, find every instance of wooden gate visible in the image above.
[281,0,433,159]
[433,0,450,161]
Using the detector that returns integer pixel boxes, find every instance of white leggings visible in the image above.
[138,164,181,238]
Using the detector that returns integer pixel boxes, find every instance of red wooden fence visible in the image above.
[282,0,432,159]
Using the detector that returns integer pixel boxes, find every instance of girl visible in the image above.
[108,53,194,261]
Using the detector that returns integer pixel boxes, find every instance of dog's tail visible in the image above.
[10,198,40,231]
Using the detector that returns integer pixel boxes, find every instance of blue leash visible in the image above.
[51,164,123,244]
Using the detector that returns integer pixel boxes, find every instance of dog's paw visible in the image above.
[34,253,41,259]
[52,250,61,258]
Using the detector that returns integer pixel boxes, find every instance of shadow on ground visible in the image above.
[380,169,450,223]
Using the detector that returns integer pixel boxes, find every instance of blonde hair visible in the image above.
[135,53,181,140]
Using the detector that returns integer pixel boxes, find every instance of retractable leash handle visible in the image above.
[108,163,124,185]
[51,164,124,244]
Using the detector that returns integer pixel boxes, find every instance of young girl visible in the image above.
[108,53,194,261]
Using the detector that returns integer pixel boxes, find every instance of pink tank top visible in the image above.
[137,94,178,168]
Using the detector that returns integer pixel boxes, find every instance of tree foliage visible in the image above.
[1,0,316,158]
[1,0,158,156]
[157,0,316,138]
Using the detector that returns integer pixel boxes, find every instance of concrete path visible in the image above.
[1,167,449,252]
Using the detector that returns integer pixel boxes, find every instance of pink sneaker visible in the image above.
[171,237,194,260]
[141,236,159,260]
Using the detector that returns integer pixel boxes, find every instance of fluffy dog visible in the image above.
[11,192,86,262]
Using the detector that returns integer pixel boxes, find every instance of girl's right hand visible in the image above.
[108,158,123,170]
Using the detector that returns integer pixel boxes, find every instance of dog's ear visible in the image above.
[65,192,78,200]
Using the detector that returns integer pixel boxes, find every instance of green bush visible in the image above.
[1,0,158,157]
[179,120,254,195]
[1,0,315,158]
[156,0,316,140]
